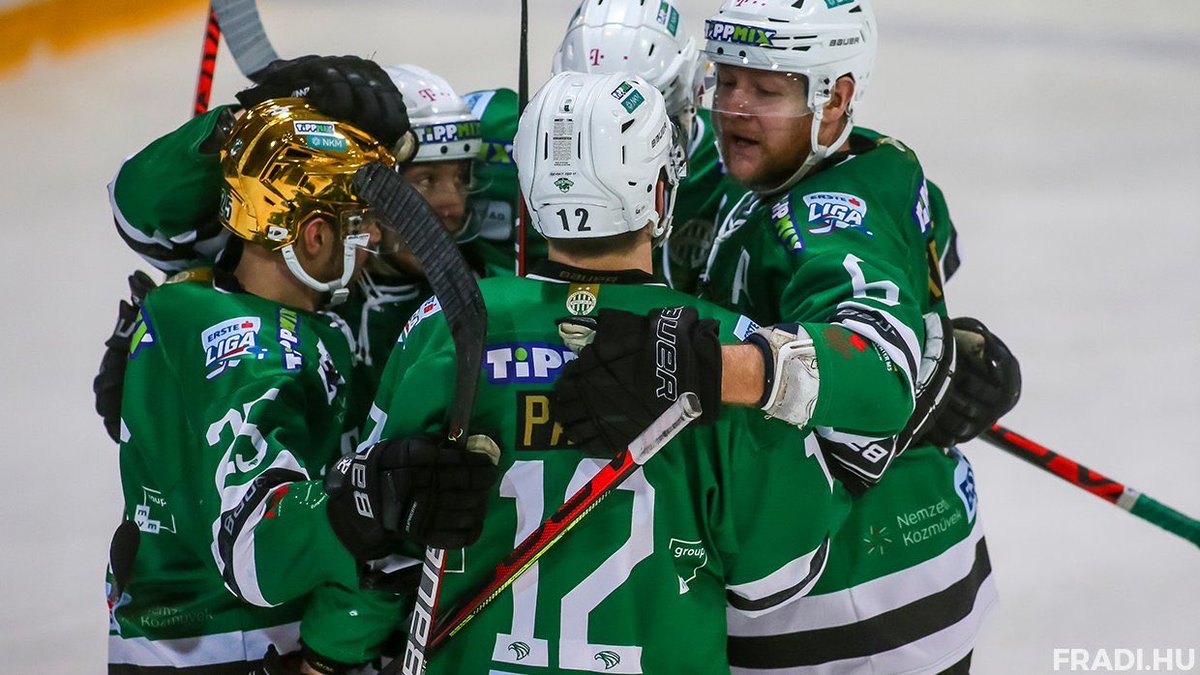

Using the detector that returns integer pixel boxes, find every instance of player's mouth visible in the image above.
[728,133,760,151]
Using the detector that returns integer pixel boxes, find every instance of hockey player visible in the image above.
[107,99,496,673]
[457,0,1019,457]
[359,72,848,673]
[553,1,1006,671]
[463,0,712,282]
[96,57,487,443]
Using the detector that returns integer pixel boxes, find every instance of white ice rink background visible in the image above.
[0,1,1197,672]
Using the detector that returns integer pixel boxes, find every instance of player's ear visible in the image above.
[298,215,330,258]
[824,75,855,123]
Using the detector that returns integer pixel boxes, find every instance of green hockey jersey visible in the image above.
[696,133,995,673]
[108,106,427,434]
[107,273,403,670]
[361,263,849,674]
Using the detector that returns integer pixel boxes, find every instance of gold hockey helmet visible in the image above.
[219,97,396,250]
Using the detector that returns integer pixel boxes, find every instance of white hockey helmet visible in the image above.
[515,71,683,240]
[383,64,482,163]
[703,0,877,190]
[553,0,704,124]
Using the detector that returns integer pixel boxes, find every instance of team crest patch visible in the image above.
[913,178,933,234]
[400,297,443,345]
[128,309,156,360]
[315,338,345,404]
[565,284,598,316]
[802,191,871,236]
[950,447,978,523]
[202,317,267,379]
[485,342,577,384]
[732,315,760,341]
[770,195,805,252]
[554,177,574,193]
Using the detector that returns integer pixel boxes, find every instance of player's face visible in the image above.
[712,65,814,191]
[402,160,471,236]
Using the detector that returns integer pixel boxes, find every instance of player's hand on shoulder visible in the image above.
[94,270,157,443]
[236,55,413,153]
[921,317,1021,447]
[553,307,722,457]
[325,434,500,558]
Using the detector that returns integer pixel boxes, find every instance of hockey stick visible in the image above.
[515,0,530,277]
[427,392,703,655]
[352,164,488,675]
[193,7,221,116]
[981,425,1200,549]
[210,0,279,80]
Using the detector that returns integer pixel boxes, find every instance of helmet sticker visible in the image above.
[656,1,681,36]
[704,20,776,46]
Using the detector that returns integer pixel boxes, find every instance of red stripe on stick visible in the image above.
[989,425,1125,504]
[193,8,220,117]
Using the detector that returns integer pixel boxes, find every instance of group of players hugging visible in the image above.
[97,0,1022,673]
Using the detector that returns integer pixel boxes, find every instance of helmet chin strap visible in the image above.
[280,232,371,307]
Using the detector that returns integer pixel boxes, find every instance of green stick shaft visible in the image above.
[982,425,1200,549]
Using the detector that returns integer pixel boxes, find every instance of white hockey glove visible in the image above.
[745,324,820,427]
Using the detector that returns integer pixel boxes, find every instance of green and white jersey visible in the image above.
[108,274,403,670]
[701,133,941,437]
[108,107,431,436]
[463,88,529,278]
[662,108,727,293]
[697,133,995,673]
[667,126,960,297]
[361,263,849,674]
[338,275,432,443]
[109,106,234,274]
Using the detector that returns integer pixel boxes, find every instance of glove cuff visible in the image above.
[750,324,820,427]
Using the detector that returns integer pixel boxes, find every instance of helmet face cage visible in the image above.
[515,72,682,241]
[553,0,704,143]
[384,64,483,163]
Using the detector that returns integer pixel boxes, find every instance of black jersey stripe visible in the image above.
[216,468,305,602]
[727,537,830,613]
[728,537,992,669]
[830,303,920,387]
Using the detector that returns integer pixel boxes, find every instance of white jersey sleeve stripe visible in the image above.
[727,537,830,617]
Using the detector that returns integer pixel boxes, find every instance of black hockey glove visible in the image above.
[94,270,157,443]
[554,307,722,457]
[236,55,414,155]
[325,435,499,559]
[921,317,1022,447]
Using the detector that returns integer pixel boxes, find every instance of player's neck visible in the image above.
[547,236,654,275]
[234,245,323,312]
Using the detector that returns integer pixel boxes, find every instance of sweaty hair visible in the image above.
[547,229,643,259]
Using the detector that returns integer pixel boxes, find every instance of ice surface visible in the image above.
[1,1,1196,672]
